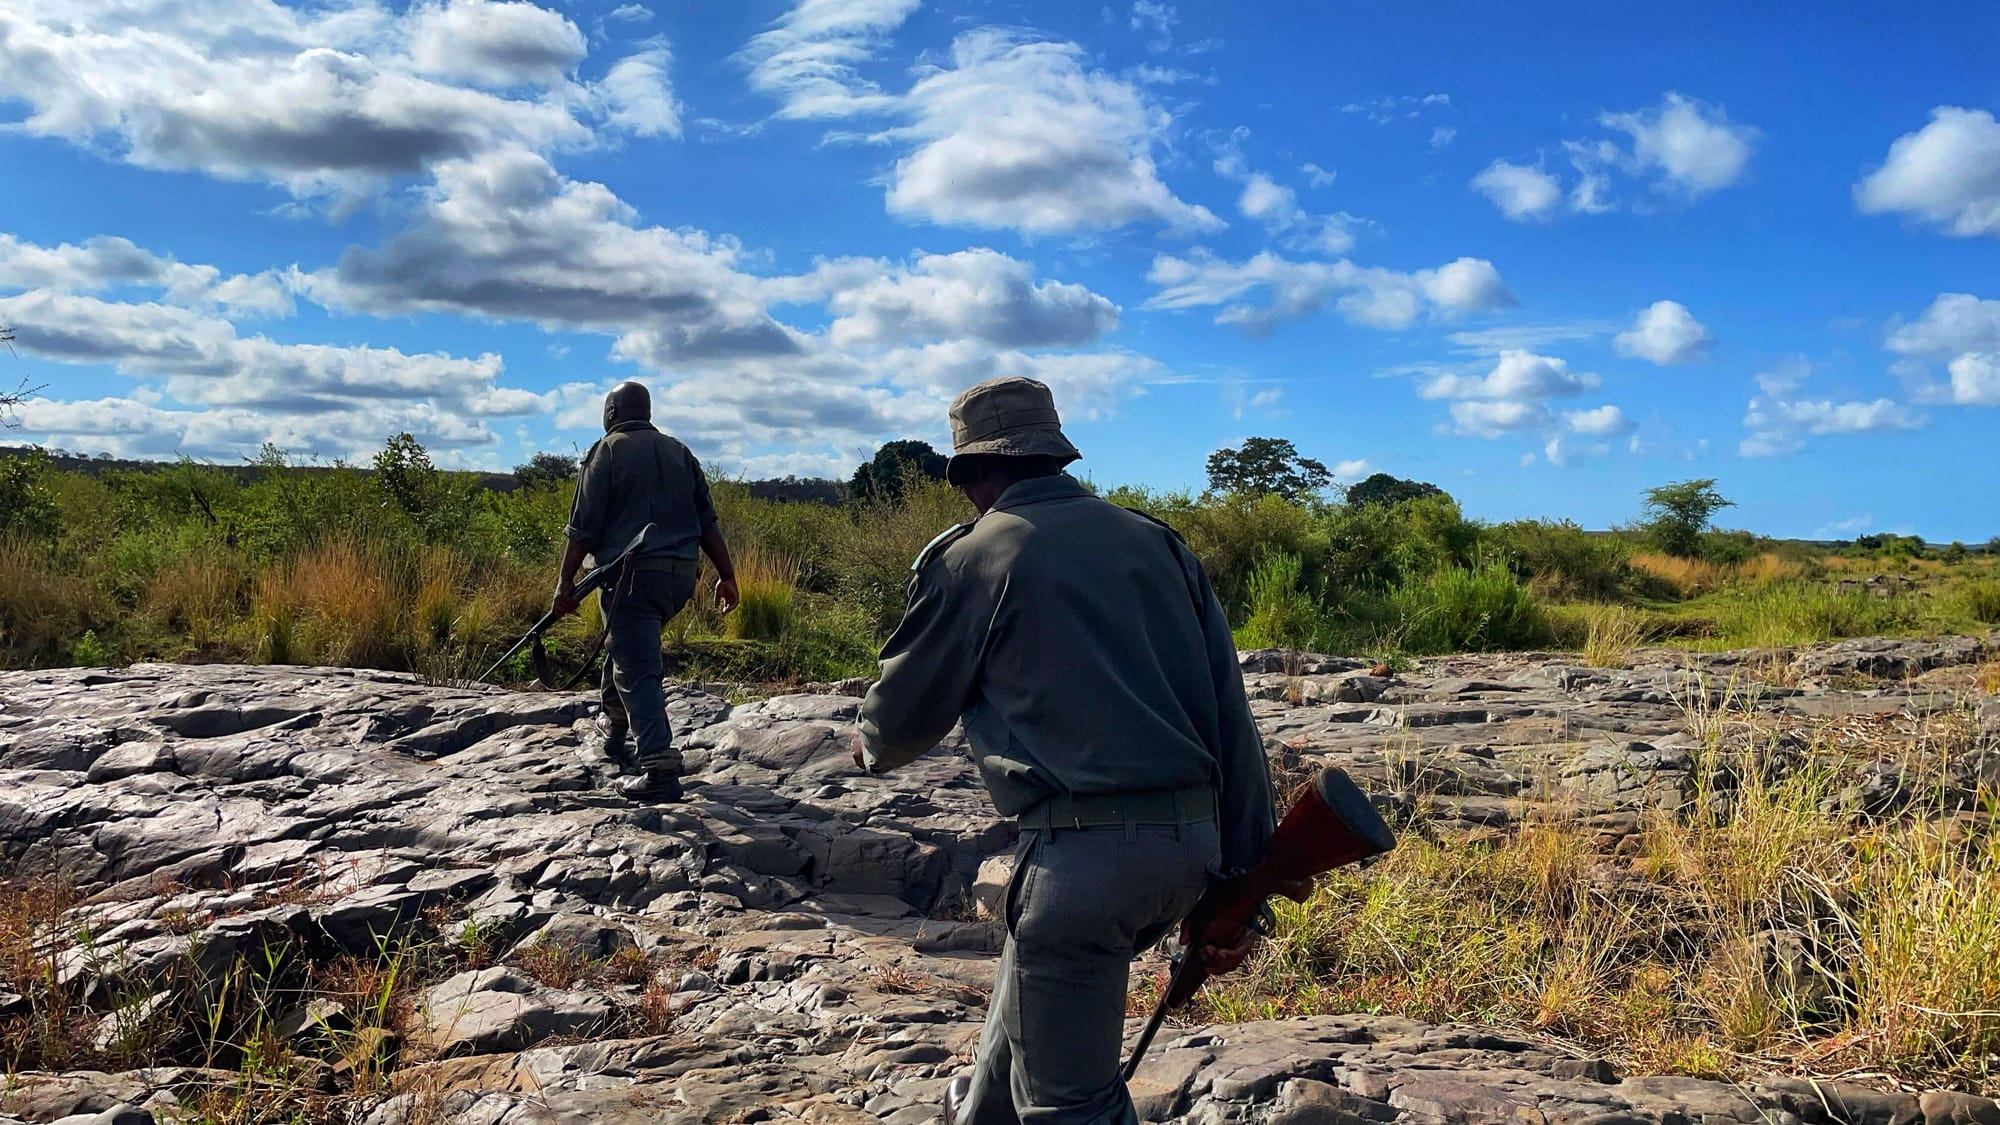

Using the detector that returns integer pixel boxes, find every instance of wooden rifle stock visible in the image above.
[1123,766,1396,1080]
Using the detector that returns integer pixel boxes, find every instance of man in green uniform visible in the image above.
[553,380,738,801]
[854,376,1277,1123]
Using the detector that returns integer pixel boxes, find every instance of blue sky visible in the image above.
[2,0,1997,540]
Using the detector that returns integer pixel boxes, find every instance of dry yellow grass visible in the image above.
[1978,660,2000,696]
[1582,606,1647,668]
[142,543,247,649]
[1201,694,2000,1091]
[252,538,400,667]
[1632,551,1803,598]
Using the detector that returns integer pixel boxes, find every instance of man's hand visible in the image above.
[714,576,740,615]
[1182,875,1315,977]
[551,586,580,618]
[1197,926,1258,976]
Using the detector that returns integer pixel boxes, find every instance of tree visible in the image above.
[514,451,579,489]
[1640,478,1733,559]
[0,447,61,539]
[373,432,440,516]
[1346,472,1445,509]
[849,440,947,502]
[1205,437,1332,501]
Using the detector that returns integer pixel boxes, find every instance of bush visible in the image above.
[1387,560,1551,655]
[1490,519,1631,601]
[0,450,62,539]
[1239,552,1324,650]
[1951,580,2000,625]
[1712,582,1918,648]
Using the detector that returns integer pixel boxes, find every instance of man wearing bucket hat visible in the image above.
[855,376,1277,1124]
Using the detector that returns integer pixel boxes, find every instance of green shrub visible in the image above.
[1489,519,1631,601]
[1388,560,1551,654]
[1712,582,1917,648]
[0,449,62,540]
[69,629,113,667]
[1950,580,2000,625]
[1239,552,1324,650]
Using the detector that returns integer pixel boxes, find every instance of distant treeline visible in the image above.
[0,445,847,505]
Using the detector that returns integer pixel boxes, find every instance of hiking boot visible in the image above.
[940,1074,970,1124]
[615,769,684,802]
[584,715,637,772]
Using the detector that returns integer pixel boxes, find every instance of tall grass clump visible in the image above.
[1202,710,2000,1090]
[251,538,400,667]
[1949,579,2000,625]
[725,548,800,642]
[1713,581,1917,649]
[1239,552,1324,650]
[142,541,250,652]
[1580,606,1648,668]
[1387,559,1551,654]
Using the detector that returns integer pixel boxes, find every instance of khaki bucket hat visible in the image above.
[944,376,1082,486]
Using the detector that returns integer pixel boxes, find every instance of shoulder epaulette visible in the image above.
[911,522,974,572]
[1118,505,1187,543]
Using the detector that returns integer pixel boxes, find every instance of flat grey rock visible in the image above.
[2,640,1996,1122]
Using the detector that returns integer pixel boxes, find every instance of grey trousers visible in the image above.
[598,561,698,772]
[960,816,1218,1124]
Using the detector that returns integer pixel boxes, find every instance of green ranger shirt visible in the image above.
[859,474,1276,875]
[563,421,718,566]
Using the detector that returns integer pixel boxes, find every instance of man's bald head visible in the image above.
[603,381,652,431]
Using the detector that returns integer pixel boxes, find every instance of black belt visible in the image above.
[1019,785,1216,831]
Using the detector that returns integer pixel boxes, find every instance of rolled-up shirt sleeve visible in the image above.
[563,445,610,549]
[859,564,982,773]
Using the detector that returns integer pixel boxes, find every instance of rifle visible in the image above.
[477,523,663,687]
[1123,765,1396,1079]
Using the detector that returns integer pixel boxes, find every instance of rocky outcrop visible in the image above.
[2,636,1996,1123]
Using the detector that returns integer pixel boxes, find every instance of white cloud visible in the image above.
[596,46,682,138]
[883,31,1222,234]
[1563,404,1635,436]
[1431,126,1456,150]
[303,148,800,362]
[1601,92,1755,197]
[1884,292,2000,406]
[1301,163,1337,188]
[1854,107,2000,239]
[1946,353,2000,406]
[1239,174,1304,225]
[745,9,1221,236]
[1213,134,1356,253]
[1333,458,1370,478]
[741,0,921,120]
[1447,321,1613,355]
[0,0,607,198]
[409,0,587,87]
[1341,94,1450,125]
[1421,349,1599,401]
[1739,361,1925,457]
[1144,251,1512,333]
[1473,93,1754,222]
[0,233,291,316]
[1417,350,1627,463]
[0,283,546,460]
[1613,300,1713,365]
[1470,161,1561,221]
[799,248,1120,349]
[1450,400,1552,437]
[606,4,651,22]
[1130,1,1176,51]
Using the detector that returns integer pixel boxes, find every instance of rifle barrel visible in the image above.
[478,609,559,684]
[1122,952,1203,1080]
